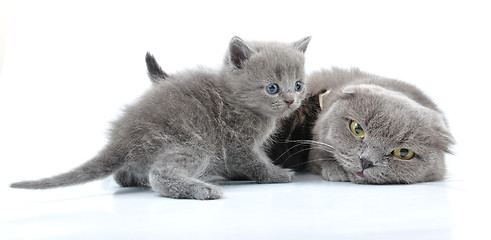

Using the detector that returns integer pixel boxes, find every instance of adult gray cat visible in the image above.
[306,68,454,184]
[11,36,312,199]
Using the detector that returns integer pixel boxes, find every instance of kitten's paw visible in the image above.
[150,176,223,200]
[188,183,223,200]
[321,161,350,182]
[257,167,295,184]
[168,182,222,200]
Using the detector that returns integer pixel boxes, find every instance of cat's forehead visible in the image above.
[343,84,428,116]
[343,84,419,106]
[248,42,305,67]
[333,84,439,136]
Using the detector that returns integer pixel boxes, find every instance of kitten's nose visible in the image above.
[360,158,374,170]
[284,99,294,106]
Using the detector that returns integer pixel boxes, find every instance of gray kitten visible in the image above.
[144,53,318,172]
[11,36,312,199]
[307,68,454,184]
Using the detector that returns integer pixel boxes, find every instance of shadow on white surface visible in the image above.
[3,173,487,240]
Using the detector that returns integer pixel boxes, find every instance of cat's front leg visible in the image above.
[149,148,222,200]
[320,160,350,182]
[231,148,294,184]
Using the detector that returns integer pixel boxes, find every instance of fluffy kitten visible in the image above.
[145,52,319,172]
[306,68,454,184]
[11,36,312,199]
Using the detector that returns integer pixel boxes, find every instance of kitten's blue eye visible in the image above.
[294,81,303,91]
[267,84,280,94]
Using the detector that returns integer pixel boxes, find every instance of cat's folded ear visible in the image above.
[431,114,456,154]
[340,86,358,97]
[228,36,256,70]
[292,36,312,53]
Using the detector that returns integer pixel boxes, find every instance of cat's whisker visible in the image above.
[280,146,323,164]
[286,158,334,169]
[272,143,310,162]
[281,146,335,167]
[272,140,334,167]
[275,140,335,152]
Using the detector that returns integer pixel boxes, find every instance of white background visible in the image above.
[1,0,490,239]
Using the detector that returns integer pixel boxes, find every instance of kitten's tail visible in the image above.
[10,142,126,189]
[145,52,168,84]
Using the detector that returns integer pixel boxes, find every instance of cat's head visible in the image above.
[315,84,454,184]
[222,36,311,118]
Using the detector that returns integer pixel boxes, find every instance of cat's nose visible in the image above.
[284,99,294,106]
[360,158,374,170]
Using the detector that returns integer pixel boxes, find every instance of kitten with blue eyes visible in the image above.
[145,52,319,172]
[11,36,311,199]
[306,68,454,184]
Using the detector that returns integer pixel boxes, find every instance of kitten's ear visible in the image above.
[292,36,312,54]
[228,36,256,69]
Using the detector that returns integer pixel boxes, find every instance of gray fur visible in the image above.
[307,68,454,184]
[10,36,312,199]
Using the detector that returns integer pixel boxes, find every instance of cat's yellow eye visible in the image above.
[349,120,365,139]
[392,148,415,160]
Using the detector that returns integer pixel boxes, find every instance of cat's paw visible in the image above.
[256,167,295,184]
[172,183,223,200]
[150,176,223,200]
[184,183,223,200]
[321,161,350,182]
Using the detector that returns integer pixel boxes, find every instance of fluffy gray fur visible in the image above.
[11,36,312,199]
[307,68,454,184]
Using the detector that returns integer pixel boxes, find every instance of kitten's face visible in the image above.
[316,84,453,184]
[224,37,311,118]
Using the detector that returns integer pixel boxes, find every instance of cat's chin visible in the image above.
[278,108,297,118]
[264,106,296,119]
[349,171,413,185]
[350,174,377,184]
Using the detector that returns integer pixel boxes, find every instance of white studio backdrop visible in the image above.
[0,1,490,235]
[1,1,491,239]
[2,0,490,183]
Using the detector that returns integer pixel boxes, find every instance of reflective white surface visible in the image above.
[1,0,490,239]
[2,171,489,240]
